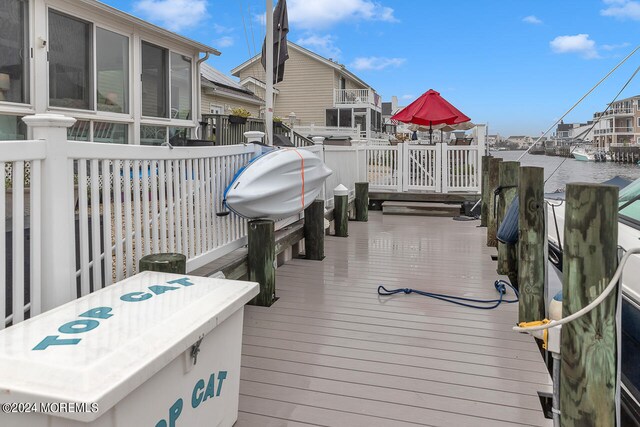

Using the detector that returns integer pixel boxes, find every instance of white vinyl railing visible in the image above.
[334,89,372,105]
[323,146,367,206]
[293,124,361,139]
[1,140,45,329]
[0,114,268,327]
[68,143,256,295]
[363,139,485,193]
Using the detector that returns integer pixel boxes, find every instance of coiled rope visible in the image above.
[377,279,518,310]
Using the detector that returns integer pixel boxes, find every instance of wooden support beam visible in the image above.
[480,155,492,227]
[355,182,369,222]
[139,253,186,274]
[517,166,545,323]
[497,161,519,285]
[561,183,618,427]
[304,199,325,260]
[487,157,503,247]
[248,219,276,306]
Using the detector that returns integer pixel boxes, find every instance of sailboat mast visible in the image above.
[265,0,274,146]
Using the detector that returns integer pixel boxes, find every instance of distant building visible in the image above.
[231,41,382,139]
[592,95,640,149]
[200,63,263,118]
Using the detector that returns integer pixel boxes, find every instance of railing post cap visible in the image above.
[334,184,349,196]
[244,131,265,143]
[312,136,325,145]
[22,114,76,128]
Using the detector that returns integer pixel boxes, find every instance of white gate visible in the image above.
[366,142,482,193]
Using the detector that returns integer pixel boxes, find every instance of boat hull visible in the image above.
[224,148,332,220]
[572,150,594,161]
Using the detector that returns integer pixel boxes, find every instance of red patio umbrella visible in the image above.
[392,89,470,143]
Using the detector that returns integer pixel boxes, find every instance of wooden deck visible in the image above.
[236,212,552,426]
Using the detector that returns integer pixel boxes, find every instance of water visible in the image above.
[492,150,640,192]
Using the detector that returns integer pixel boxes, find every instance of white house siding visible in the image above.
[236,48,334,125]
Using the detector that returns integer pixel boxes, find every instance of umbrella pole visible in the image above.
[429,122,433,144]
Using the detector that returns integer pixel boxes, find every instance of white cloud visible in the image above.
[213,23,234,34]
[401,94,414,100]
[350,56,406,71]
[288,0,397,29]
[550,34,599,59]
[213,36,234,48]
[601,42,631,50]
[296,34,342,59]
[523,15,542,24]
[134,0,207,31]
[601,0,640,20]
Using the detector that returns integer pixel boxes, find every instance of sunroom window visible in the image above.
[97,28,129,114]
[49,10,130,114]
[0,0,29,104]
[0,114,27,140]
[142,42,168,118]
[170,53,192,120]
[49,11,92,110]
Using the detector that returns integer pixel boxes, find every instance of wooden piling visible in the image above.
[496,161,519,285]
[304,199,325,260]
[248,219,276,306]
[334,186,349,237]
[487,157,503,247]
[139,253,186,274]
[355,182,369,222]
[517,167,545,323]
[560,183,618,427]
[480,155,492,227]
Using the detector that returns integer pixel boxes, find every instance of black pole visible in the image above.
[429,122,433,144]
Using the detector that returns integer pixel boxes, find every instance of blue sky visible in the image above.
[102,0,640,136]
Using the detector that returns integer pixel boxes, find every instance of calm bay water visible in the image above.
[492,150,640,192]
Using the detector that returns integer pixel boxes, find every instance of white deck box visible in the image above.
[0,272,258,427]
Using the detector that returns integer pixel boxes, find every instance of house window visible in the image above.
[142,42,168,118]
[0,114,27,140]
[96,28,129,114]
[339,108,352,127]
[0,0,29,104]
[140,125,167,145]
[67,120,128,144]
[326,109,338,126]
[169,127,188,145]
[209,103,223,114]
[637,117,640,128]
[339,76,346,90]
[49,10,92,109]
[94,122,128,144]
[170,53,191,120]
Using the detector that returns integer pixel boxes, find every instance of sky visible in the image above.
[101,0,640,136]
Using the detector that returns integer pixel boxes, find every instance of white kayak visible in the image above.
[224,147,332,220]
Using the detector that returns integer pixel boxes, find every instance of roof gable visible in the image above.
[231,41,373,90]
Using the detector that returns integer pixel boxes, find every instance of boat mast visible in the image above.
[265,0,274,146]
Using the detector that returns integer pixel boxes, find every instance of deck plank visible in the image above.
[238,213,552,426]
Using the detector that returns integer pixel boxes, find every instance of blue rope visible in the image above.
[377,280,519,310]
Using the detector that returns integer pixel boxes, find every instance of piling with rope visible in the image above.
[496,161,519,285]
[487,157,503,247]
[517,166,545,323]
[560,183,618,427]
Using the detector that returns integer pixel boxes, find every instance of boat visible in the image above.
[546,176,640,423]
[223,147,332,220]
[572,145,608,162]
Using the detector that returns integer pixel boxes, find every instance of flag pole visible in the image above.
[265,0,274,146]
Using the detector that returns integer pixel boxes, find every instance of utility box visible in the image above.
[0,271,258,427]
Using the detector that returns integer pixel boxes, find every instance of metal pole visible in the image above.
[265,0,274,146]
